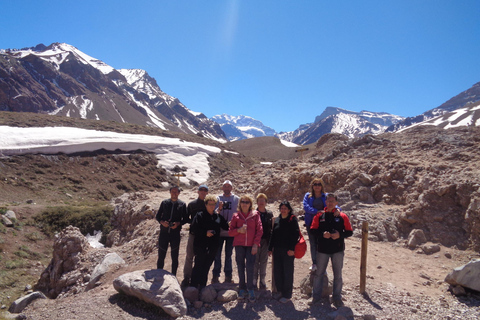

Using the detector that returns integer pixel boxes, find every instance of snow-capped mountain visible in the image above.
[387,81,480,132]
[397,100,480,132]
[211,114,276,141]
[278,107,404,145]
[0,43,226,142]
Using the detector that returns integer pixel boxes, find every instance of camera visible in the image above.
[222,201,232,210]
[210,230,216,235]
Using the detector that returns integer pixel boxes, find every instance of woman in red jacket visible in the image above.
[229,195,263,302]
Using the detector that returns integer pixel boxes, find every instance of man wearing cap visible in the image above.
[212,180,239,284]
[181,184,209,287]
[155,185,188,276]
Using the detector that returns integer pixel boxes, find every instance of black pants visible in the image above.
[273,247,295,299]
[157,229,181,276]
[191,242,219,288]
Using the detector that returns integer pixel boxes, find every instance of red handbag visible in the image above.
[290,215,307,259]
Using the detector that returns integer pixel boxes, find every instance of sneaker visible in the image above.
[224,275,233,283]
[272,292,282,300]
[259,283,267,290]
[212,276,219,284]
[309,264,317,272]
[333,299,344,308]
[279,297,290,303]
[238,289,247,300]
[248,290,256,302]
[308,297,321,306]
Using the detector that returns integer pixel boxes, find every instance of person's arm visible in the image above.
[340,213,353,238]
[302,193,317,215]
[228,214,240,236]
[180,202,188,226]
[253,214,263,246]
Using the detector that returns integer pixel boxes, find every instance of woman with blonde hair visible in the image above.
[303,178,327,272]
[229,195,263,302]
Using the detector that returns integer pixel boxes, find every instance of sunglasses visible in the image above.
[240,201,251,204]
[313,183,323,186]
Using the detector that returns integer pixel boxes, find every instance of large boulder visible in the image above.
[4,210,17,220]
[8,291,46,313]
[444,259,480,292]
[86,252,126,290]
[113,269,187,318]
[1,215,13,227]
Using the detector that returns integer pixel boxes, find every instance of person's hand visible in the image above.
[161,221,170,228]
[323,231,331,239]
[252,245,258,255]
[171,222,179,229]
[238,225,246,234]
[268,251,272,257]
[330,230,340,240]
[334,208,340,217]
[218,202,224,211]
[287,250,295,257]
[207,230,215,237]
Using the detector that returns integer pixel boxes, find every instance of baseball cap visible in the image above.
[198,184,209,191]
[223,180,233,186]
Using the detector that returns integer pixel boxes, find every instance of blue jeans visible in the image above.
[213,237,234,277]
[235,246,256,290]
[306,226,317,264]
[313,251,344,300]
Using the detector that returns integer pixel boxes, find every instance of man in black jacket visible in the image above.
[155,185,188,276]
[310,193,353,308]
[181,184,209,287]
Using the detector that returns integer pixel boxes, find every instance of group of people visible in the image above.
[155,178,352,307]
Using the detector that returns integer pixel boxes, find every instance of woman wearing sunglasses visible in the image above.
[229,195,263,302]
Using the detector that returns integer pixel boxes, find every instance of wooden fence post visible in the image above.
[360,221,368,294]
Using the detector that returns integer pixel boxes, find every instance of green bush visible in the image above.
[34,204,113,238]
[14,245,41,259]
[0,207,7,215]
[24,231,44,242]
[5,259,26,270]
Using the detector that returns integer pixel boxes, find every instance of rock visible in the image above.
[113,269,187,318]
[200,285,217,303]
[24,285,32,292]
[451,285,466,296]
[407,229,427,248]
[328,306,354,319]
[358,173,373,186]
[1,215,14,227]
[8,291,46,313]
[444,259,480,292]
[4,210,16,220]
[216,289,238,302]
[183,286,199,303]
[363,315,376,320]
[193,301,203,309]
[420,243,441,255]
[444,252,452,259]
[87,252,125,290]
[299,273,331,297]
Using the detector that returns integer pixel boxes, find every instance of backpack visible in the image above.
[290,215,307,259]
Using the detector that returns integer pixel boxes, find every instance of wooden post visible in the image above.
[295,147,309,159]
[360,221,368,294]
[172,173,186,186]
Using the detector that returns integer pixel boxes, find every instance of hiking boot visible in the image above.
[308,297,322,306]
[279,297,290,304]
[238,289,247,300]
[211,275,219,284]
[224,275,233,283]
[333,299,344,308]
[259,283,267,290]
[248,290,256,302]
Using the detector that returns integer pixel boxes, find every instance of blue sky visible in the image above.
[1,0,479,132]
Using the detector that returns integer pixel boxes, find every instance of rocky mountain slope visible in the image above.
[387,81,480,132]
[0,43,226,141]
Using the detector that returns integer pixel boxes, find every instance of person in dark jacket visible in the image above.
[253,193,274,290]
[268,200,299,304]
[310,193,353,308]
[190,195,229,289]
[181,184,209,287]
[155,185,188,276]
